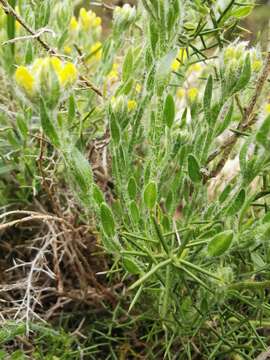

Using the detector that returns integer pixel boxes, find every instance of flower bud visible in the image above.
[15,66,35,98]
[15,57,78,109]
[113,4,136,32]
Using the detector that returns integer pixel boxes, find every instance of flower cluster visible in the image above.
[171,48,188,72]
[15,57,77,108]
[69,8,102,35]
[113,4,136,31]
[176,87,199,104]
[64,8,103,67]
[224,42,262,73]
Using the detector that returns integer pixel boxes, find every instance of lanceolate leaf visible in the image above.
[226,189,246,216]
[123,256,141,274]
[122,49,133,82]
[208,230,234,257]
[233,54,251,93]
[187,154,202,183]
[163,94,175,128]
[110,114,121,144]
[39,98,60,147]
[144,181,157,209]
[100,203,116,237]
[256,115,270,149]
[204,75,213,124]
[65,147,93,195]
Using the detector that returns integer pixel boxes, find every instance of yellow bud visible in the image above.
[69,16,78,31]
[94,17,102,27]
[265,103,270,114]
[50,57,62,73]
[59,62,78,87]
[79,8,90,29]
[177,48,188,62]
[189,63,202,72]
[171,59,180,72]
[135,83,142,93]
[15,66,35,96]
[90,42,102,60]
[107,64,119,81]
[252,60,262,72]
[224,47,235,63]
[127,100,137,111]
[177,87,185,99]
[64,45,72,55]
[187,87,198,102]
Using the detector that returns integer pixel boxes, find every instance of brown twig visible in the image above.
[0,210,73,231]
[206,52,270,179]
[0,0,103,97]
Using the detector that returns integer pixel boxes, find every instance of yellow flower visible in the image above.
[189,63,202,72]
[224,47,235,60]
[178,48,188,62]
[15,66,35,95]
[135,83,142,93]
[252,60,262,72]
[127,100,137,111]
[58,62,78,87]
[50,57,62,73]
[187,87,198,102]
[177,87,185,99]
[171,59,180,72]
[171,48,187,72]
[79,8,90,29]
[94,16,102,27]
[265,103,270,114]
[90,42,102,60]
[107,64,119,82]
[69,16,78,32]
[64,45,72,55]
[79,8,101,30]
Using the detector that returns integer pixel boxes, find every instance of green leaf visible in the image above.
[187,154,202,183]
[231,6,253,19]
[122,49,133,82]
[128,177,137,199]
[39,98,60,147]
[219,184,232,204]
[16,115,28,139]
[65,147,93,195]
[143,181,157,209]
[204,75,213,124]
[129,200,140,223]
[6,0,16,58]
[93,184,105,206]
[68,95,76,123]
[100,203,116,237]
[256,115,270,149]
[123,256,141,274]
[149,21,159,55]
[233,54,251,93]
[215,99,234,136]
[208,230,234,257]
[226,189,246,216]
[110,114,121,144]
[163,94,175,128]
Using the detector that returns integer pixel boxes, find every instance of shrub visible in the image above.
[0,0,270,358]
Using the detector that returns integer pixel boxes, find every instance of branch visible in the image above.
[0,0,103,97]
[206,52,270,179]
